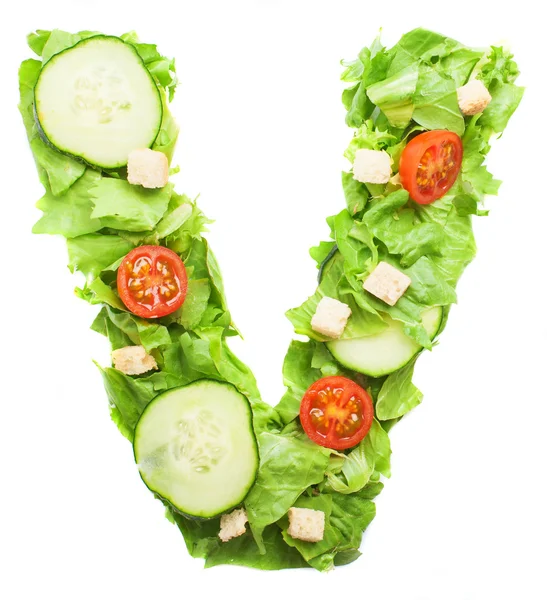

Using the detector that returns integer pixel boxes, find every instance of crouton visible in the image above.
[111,345,158,376]
[287,507,325,543]
[311,296,352,339]
[353,149,392,184]
[457,80,492,116]
[363,261,411,306]
[127,148,169,189]
[219,508,248,542]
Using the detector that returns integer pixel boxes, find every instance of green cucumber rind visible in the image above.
[327,306,444,378]
[33,34,163,170]
[133,379,259,520]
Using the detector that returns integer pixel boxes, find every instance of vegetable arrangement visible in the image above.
[19,27,522,572]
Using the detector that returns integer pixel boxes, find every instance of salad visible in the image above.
[19,27,522,571]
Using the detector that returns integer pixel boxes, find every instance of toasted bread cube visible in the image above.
[353,149,392,184]
[111,345,158,376]
[127,148,169,189]
[363,261,411,306]
[311,296,352,339]
[287,507,325,543]
[457,80,492,116]
[219,508,248,542]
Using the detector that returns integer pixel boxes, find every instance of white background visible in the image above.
[2,1,546,599]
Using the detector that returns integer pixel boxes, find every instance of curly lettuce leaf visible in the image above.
[276,340,349,425]
[33,170,103,237]
[67,234,134,280]
[280,484,383,571]
[203,524,307,570]
[286,251,386,342]
[362,189,444,267]
[326,420,391,494]
[98,366,157,442]
[245,432,331,552]
[412,65,464,134]
[90,179,172,232]
[19,59,86,196]
[376,359,423,420]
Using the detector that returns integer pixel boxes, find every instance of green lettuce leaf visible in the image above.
[342,171,369,214]
[276,340,347,425]
[286,251,386,342]
[376,360,423,420]
[178,280,211,329]
[204,524,307,570]
[367,64,419,128]
[33,170,103,237]
[67,234,134,280]
[90,179,172,231]
[362,189,444,267]
[416,194,477,287]
[98,366,156,442]
[281,483,383,571]
[39,29,91,62]
[326,420,391,494]
[386,28,448,76]
[245,432,331,551]
[412,65,464,134]
[19,59,87,196]
[121,31,178,101]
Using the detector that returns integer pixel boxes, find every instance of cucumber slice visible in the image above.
[133,380,258,519]
[34,36,162,169]
[327,306,443,377]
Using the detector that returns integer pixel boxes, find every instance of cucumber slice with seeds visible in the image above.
[327,306,443,377]
[133,380,258,519]
[34,35,162,169]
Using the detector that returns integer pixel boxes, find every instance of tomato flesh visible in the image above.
[117,246,188,319]
[399,130,463,204]
[300,376,374,450]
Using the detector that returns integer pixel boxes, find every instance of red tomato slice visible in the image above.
[300,376,374,450]
[399,130,463,204]
[117,246,188,319]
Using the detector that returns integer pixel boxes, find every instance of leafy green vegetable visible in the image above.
[99,366,156,442]
[326,420,391,494]
[67,234,134,280]
[22,26,522,572]
[362,189,444,267]
[367,64,419,128]
[376,360,423,420]
[286,251,386,342]
[245,432,331,551]
[90,179,172,232]
[178,279,211,329]
[33,170,103,237]
[341,171,369,214]
[204,524,308,570]
[30,138,86,196]
[412,66,464,134]
[276,341,320,425]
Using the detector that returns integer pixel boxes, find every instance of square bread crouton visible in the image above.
[219,508,248,542]
[111,345,158,376]
[353,149,391,184]
[311,296,352,339]
[127,148,169,189]
[457,80,492,116]
[287,507,325,543]
[363,261,411,306]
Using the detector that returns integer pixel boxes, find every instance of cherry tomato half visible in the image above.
[117,245,188,319]
[300,376,374,450]
[399,130,463,204]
